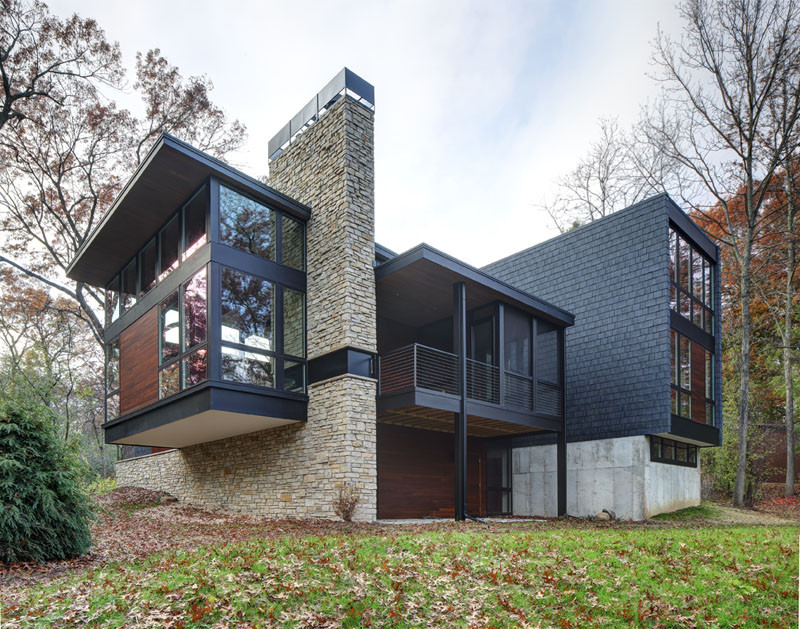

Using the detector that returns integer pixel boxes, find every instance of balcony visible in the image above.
[377,343,560,437]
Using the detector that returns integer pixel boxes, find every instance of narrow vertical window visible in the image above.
[282,215,305,270]
[139,238,157,296]
[106,338,120,420]
[106,275,120,326]
[182,187,208,261]
[160,291,180,362]
[120,259,137,313]
[159,215,180,282]
[183,268,207,350]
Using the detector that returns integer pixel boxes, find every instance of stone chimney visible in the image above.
[268,68,377,520]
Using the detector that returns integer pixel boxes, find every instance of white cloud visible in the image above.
[48,0,683,265]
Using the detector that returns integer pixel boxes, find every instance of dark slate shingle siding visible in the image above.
[484,196,672,444]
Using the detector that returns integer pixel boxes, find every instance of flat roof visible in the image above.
[67,133,311,288]
[375,243,575,327]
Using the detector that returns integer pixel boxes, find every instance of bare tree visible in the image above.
[540,118,662,232]
[0,41,245,349]
[642,0,800,506]
[0,0,122,131]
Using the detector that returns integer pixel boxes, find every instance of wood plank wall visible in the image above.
[119,307,159,415]
[690,342,706,425]
[377,423,485,519]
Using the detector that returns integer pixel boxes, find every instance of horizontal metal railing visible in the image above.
[379,344,537,410]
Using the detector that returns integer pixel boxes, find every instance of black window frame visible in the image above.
[669,226,714,335]
[218,264,307,393]
[158,265,210,401]
[650,435,698,468]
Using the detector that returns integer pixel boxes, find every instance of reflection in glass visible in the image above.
[106,275,120,326]
[183,187,207,261]
[183,268,207,350]
[284,360,305,393]
[219,185,274,259]
[678,237,690,292]
[183,348,207,387]
[120,259,137,312]
[221,267,272,350]
[159,362,180,399]
[284,288,305,358]
[159,215,180,282]
[670,330,677,386]
[139,238,157,295]
[679,336,691,390]
[161,291,180,362]
[221,346,274,387]
[282,215,304,270]
[107,339,120,391]
[691,250,702,297]
[669,229,676,281]
[504,307,531,375]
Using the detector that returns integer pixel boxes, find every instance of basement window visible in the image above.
[650,436,697,467]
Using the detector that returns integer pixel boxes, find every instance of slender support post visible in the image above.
[453,282,467,522]
[557,327,567,516]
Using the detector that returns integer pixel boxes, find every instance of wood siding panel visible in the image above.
[377,423,485,519]
[119,307,159,415]
[691,342,706,425]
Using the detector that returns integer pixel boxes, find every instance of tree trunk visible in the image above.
[734,233,753,507]
[785,167,796,497]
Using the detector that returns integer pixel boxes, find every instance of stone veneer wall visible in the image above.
[116,376,376,518]
[512,436,700,520]
[116,94,378,521]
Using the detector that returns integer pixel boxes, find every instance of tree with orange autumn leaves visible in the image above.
[0,1,245,467]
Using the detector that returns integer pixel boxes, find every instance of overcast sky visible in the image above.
[49,0,683,267]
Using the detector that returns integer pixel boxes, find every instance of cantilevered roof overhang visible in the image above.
[375,243,575,328]
[66,133,311,288]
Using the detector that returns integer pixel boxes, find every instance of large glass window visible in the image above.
[183,187,207,261]
[221,268,273,350]
[219,185,275,260]
[504,308,531,376]
[669,227,714,333]
[282,215,305,271]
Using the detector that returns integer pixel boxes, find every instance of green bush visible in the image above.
[0,394,94,564]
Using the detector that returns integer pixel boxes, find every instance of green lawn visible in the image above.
[4,524,797,627]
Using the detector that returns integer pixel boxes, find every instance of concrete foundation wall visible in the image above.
[512,436,700,520]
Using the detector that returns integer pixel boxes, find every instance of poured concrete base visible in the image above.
[512,435,700,520]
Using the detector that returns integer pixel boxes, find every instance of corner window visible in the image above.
[219,185,275,260]
[670,330,714,426]
[105,276,121,326]
[120,259,137,313]
[650,436,697,467]
[669,227,714,333]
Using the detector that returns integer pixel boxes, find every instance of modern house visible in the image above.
[66,69,721,521]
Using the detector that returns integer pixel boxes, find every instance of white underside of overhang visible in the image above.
[110,409,298,448]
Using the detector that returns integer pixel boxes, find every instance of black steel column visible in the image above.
[557,327,567,516]
[453,282,467,521]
